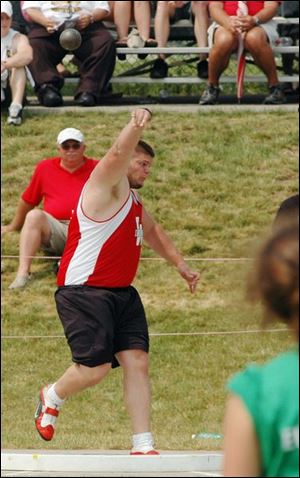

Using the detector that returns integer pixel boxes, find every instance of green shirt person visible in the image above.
[223,225,299,477]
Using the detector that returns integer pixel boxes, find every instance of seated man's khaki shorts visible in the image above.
[42,212,70,255]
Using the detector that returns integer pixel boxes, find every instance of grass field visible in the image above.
[1,108,298,452]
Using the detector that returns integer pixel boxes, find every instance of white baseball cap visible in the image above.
[57,128,84,145]
[1,1,13,18]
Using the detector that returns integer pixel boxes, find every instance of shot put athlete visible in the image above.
[34,108,200,454]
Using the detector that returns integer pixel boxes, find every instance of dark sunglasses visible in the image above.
[61,141,81,150]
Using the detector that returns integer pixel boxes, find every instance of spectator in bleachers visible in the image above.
[1,128,98,289]
[10,0,28,34]
[191,1,210,79]
[22,1,116,107]
[199,1,285,105]
[112,1,157,60]
[1,0,33,125]
[223,224,299,477]
[150,1,192,78]
[278,1,299,94]
[150,1,210,79]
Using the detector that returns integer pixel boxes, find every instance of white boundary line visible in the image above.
[1,452,223,473]
[1,255,251,262]
[191,473,222,477]
[1,328,288,340]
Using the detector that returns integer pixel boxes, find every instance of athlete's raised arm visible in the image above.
[82,109,152,219]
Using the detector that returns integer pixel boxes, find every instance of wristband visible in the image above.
[142,108,153,117]
[253,16,261,26]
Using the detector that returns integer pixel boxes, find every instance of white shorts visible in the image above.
[208,19,279,47]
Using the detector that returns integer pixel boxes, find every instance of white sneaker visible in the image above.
[7,103,22,126]
[127,29,145,48]
[8,274,31,289]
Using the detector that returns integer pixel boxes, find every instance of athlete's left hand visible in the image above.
[177,261,200,293]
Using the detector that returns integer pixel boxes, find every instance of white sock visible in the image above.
[132,432,154,452]
[46,383,65,409]
[40,384,65,428]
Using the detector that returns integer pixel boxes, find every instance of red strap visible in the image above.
[45,407,59,417]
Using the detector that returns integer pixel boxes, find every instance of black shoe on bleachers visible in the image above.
[116,41,127,61]
[150,58,168,79]
[75,92,96,107]
[197,59,209,79]
[38,84,63,107]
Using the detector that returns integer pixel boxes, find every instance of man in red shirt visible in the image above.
[200,1,285,105]
[1,128,98,289]
[34,108,200,455]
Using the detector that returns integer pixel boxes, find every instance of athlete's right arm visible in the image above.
[89,109,151,188]
[82,109,152,217]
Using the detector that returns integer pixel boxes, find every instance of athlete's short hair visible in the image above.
[136,140,155,158]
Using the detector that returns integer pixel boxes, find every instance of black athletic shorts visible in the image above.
[55,285,149,368]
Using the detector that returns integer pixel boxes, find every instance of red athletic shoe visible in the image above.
[34,385,59,441]
[130,450,160,455]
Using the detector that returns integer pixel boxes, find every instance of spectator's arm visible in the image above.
[252,1,281,23]
[76,8,110,30]
[1,199,35,235]
[24,8,57,32]
[209,2,231,27]
[2,34,33,70]
[209,1,239,34]
[237,1,281,32]
[91,7,110,22]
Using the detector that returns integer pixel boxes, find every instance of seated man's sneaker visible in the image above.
[8,274,31,290]
[35,385,60,441]
[130,449,160,455]
[199,84,220,105]
[150,58,168,79]
[7,103,23,126]
[263,85,286,105]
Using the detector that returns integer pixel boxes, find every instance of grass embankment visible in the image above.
[1,110,298,450]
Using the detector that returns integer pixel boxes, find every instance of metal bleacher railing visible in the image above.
[103,16,299,87]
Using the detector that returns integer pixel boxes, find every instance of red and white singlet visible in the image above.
[57,188,143,287]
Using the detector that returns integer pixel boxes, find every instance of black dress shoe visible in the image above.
[38,84,63,107]
[197,59,209,80]
[150,58,168,79]
[75,92,96,106]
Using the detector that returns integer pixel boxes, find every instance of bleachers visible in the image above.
[107,17,299,87]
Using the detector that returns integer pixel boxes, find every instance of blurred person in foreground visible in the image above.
[200,0,285,105]
[34,108,200,455]
[1,128,98,289]
[223,224,299,477]
[273,193,299,230]
[1,0,33,125]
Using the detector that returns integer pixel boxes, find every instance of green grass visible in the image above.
[1,109,298,451]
